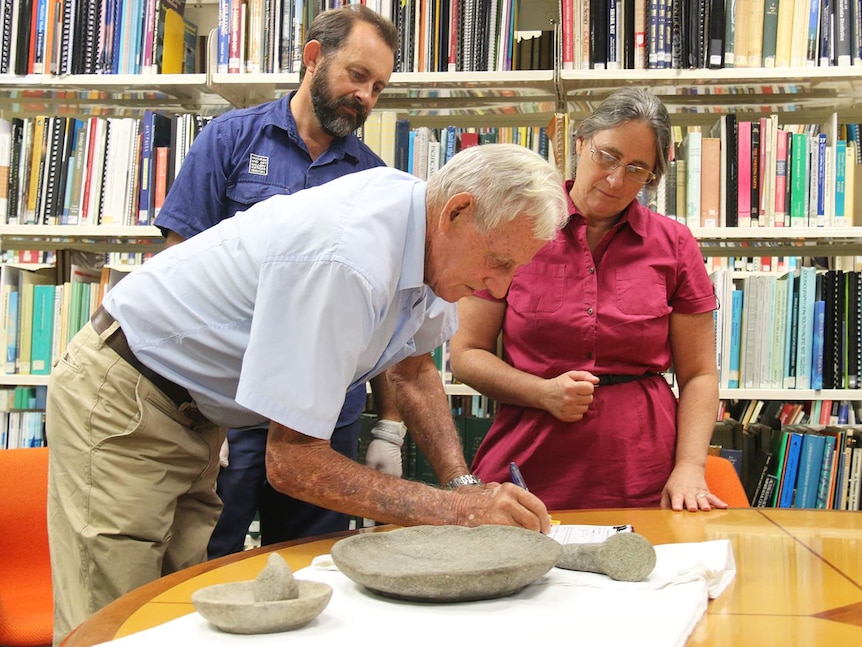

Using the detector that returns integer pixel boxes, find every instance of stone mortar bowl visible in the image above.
[191,554,332,634]
[331,524,562,602]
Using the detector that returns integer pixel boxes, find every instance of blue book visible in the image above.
[5,289,18,374]
[444,125,457,163]
[814,133,827,225]
[407,131,416,176]
[810,299,825,390]
[728,289,743,389]
[795,266,816,389]
[394,119,411,172]
[217,0,231,72]
[778,431,804,508]
[835,139,847,225]
[138,111,172,225]
[793,433,826,509]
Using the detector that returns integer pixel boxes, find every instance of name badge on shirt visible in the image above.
[249,153,269,176]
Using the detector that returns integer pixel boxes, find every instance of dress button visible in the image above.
[586,352,593,359]
[587,307,594,315]
[588,267,595,274]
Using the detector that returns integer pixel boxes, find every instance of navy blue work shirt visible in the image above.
[154,91,386,426]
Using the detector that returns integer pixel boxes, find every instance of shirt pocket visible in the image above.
[226,180,288,210]
[615,269,669,316]
[508,263,566,315]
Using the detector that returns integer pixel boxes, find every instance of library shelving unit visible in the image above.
[2,3,862,409]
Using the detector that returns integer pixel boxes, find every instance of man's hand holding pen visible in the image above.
[450,481,551,534]
[540,370,599,422]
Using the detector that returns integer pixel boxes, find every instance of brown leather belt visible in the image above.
[91,305,194,407]
[596,373,662,386]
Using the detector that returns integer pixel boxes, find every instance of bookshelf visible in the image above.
[2,1,862,455]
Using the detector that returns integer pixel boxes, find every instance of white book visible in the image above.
[794,266,817,390]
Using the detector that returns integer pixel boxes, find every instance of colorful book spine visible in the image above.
[774,129,789,226]
[795,266,816,390]
[778,431,804,508]
[793,433,825,509]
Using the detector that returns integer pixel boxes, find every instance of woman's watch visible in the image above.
[445,474,484,489]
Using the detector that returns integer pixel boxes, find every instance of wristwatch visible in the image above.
[445,474,484,489]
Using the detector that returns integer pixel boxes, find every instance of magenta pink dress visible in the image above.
[471,186,716,509]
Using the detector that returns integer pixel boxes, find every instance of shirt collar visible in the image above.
[397,181,429,292]
[564,179,649,239]
[267,91,361,162]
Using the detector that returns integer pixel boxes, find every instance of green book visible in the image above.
[30,284,56,376]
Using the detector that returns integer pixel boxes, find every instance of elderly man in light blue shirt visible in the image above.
[46,144,572,639]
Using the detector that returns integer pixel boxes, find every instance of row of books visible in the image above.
[0,0,198,76]
[713,401,862,509]
[661,115,861,230]
[0,111,210,227]
[755,424,861,509]
[359,111,551,179]
[0,385,47,449]
[0,263,127,377]
[562,0,862,71]
[712,266,862,392]
[217,0,543,74]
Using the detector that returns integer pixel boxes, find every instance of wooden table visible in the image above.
[63,508,862,646]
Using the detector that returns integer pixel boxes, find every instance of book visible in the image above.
[794,266,817,390]
[774,128,790,226]
[778,430,804,508]
[761,0,780,66]
[815,433,838,509]
[30,283,55,375]
[699,136,720,227]
[680,130,701,228]
[789,132,809,227]
[737,120,751,227]
[793,432,827,508]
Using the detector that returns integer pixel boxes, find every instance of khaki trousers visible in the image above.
[46,322,225,645]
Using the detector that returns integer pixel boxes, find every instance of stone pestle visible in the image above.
[555,532,657,582]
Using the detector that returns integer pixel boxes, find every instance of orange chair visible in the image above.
[705,454,750,508]
[0,447,53,646]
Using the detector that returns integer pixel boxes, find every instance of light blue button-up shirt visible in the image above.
[103,168,457,436]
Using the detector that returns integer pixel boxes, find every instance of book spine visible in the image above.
[836,0,853,65]
[562,0,574,69]
[795,266,816,390]
[737,121,751,227]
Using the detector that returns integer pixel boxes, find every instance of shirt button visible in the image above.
[587,307,594,315]
[588,267,595,274]
[586,352,593,360]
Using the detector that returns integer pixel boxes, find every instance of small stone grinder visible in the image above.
[555,532,657,582]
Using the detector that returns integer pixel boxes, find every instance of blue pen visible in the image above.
[509,462,528,491]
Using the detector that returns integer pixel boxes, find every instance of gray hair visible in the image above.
[426,144,568,241]
[574,87,671,184]
[299,5,399,80]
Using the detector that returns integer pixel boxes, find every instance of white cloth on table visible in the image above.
[95,540,735,647]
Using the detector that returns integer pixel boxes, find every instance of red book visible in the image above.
[774,129,789,227]
[562,0,574,69]
[459,132,480,150]
[154,146,170,216]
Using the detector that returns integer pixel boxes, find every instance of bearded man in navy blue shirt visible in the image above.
[154,5,406,558]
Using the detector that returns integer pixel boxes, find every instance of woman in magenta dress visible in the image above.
[450,88,725,512]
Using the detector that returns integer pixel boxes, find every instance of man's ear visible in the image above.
[303,40,322,74]
[438,192,474,232]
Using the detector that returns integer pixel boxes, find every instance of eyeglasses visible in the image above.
[589,142,656,185]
